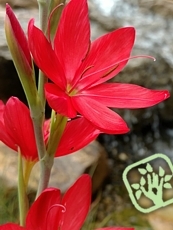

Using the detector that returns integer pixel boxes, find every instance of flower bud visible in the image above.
[5,4,38,106]
[5,4,32,76]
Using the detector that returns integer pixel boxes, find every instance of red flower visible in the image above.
[28,0,170,134]
[0,97,38,161]
[0,175,134,230]
[0,97,100,159]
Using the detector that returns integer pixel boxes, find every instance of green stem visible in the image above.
[37,0,49,110]
[47,114,67,157]
[30,103,51,197]
[34,0,52,197]
[36,114,67,198]
[35,0,67,197]
[36,154,54,198]
[18,150,28,226]
[38,70,48,110]
[30,100,46,160]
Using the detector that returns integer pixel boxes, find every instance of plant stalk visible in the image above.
[34,0,52,197]
[18,150,28,226]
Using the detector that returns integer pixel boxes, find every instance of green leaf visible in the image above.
[163,183,172,189]
[135,190,142,200]
[159,167,165,177]
[131,183,140,190]
[140,176,146,186]
[138,168,147,175]
[164,174,172,182]
[146,163,153,172]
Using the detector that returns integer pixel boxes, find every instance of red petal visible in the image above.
[54,0,90,85]
[28,20,66,89]
[4,97,38,161]
[0,100,17,150]
[45,83,77,118]
[60,174,91,230]
[75,27,135,89]
[26,188,61,230]
[6,4,32,69]
[0,223,24,230]
[55,116,101,157]
[0,121,17,151]
[81,83,170,108]
[0,100,5,121]
[72,96,129,134]
[0,101,17,151]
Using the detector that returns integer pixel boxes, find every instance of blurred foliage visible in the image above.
[0,180,35,225]
[0,181,18,224]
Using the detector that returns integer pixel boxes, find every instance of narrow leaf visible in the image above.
[164,174,172,182]
[140,176,146,186]
[163,183,172,189]
[131,183,140,190]
[146,163,153,172]
[135,190,142,200]
[159,167,165,177]
[153,174,159,187]
[138,168,147,175]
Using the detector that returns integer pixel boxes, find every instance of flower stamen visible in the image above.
[46,204,66,230]
[80,65,94,79]
[101,64,119,78]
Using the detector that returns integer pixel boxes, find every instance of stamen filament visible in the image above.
[46,203,66,230]
[84,55,156,79]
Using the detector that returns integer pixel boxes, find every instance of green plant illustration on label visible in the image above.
[132,163,172,205]
[123,154,173,213]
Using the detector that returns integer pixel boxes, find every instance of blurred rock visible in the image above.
[147,205,173,230]
[0,141,109,193]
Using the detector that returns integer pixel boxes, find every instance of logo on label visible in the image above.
[123,154,173,213]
